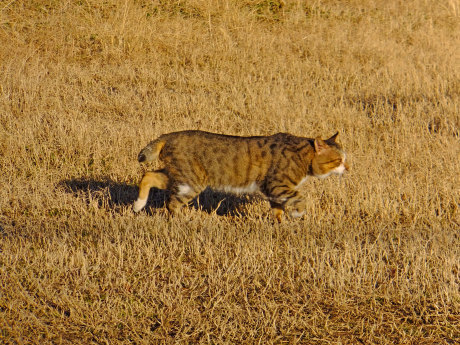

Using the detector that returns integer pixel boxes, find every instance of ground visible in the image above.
[0,0,458,343]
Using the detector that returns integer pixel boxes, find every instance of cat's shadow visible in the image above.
[59,178,254,216]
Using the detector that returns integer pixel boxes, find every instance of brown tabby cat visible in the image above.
[133,130,348,222]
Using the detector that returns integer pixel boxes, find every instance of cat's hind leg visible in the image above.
[133,170,169,212]
[167,183,201,215]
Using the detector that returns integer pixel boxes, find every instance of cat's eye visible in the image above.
[325,159,342,165]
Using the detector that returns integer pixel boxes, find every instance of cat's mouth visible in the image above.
[333,162,349,176]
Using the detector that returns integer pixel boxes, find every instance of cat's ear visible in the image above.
[326,131,339,144]
[314,138,329,154]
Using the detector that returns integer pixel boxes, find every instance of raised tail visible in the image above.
[138,139,166,163]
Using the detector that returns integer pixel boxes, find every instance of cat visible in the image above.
[133,130,348,222]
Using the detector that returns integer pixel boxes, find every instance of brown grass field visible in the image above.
[0,0,459,344]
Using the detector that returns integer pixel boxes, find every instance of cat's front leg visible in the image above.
[269,200,285,223]
[289,204,306,218]
[270,189,306,220]
[286,194,306,219]
[263,183,297,222]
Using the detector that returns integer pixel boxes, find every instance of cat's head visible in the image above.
[311,132,349,178]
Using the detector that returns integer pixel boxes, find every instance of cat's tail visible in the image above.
[138,139,166,163]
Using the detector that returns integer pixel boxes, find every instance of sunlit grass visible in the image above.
[0,0,458,343]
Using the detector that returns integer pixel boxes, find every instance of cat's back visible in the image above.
[159,130,270,155]
[157,131,280,187]
[159,130,312,159]
[161,130,305,147]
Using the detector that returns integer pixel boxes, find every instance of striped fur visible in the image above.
[133,130,349,222]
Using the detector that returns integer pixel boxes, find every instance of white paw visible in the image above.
[290,210,305,218]
[133,198,147,213]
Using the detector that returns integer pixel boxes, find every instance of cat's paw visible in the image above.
[133,198,147,213]
[290,210,305,218]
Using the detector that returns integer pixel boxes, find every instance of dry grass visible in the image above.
[0,0,459,343]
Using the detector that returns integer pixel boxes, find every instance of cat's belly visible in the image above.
[176,181,260,196]
[215,182,259,194]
